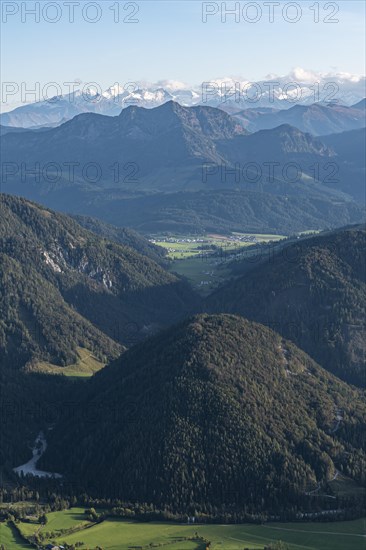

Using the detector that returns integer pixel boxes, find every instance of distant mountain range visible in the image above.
[233,101,366,136]
[1,101,364,234]
[1,71,365,129]
[1,101,247,190]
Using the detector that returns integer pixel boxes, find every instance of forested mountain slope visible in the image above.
[71,214,168,265]
[206,226,366,387]
[42,314,366,513]
[0,194,197,368]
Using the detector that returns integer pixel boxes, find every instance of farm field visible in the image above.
[4,511,365,550]
[50,519,366,550]
[16,507,91,539]
[153,232,286,260]
[152,232,286,294]
[0,521,32,548]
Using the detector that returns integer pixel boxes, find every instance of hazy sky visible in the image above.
[1,0,365,95]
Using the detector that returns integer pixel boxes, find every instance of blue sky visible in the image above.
[1,0,365,94]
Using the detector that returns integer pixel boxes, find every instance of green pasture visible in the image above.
[4,511,364,550]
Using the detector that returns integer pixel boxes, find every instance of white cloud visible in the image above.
[153,80,190,91]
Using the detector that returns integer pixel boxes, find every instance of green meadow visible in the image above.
[153,232,286,295]
[3,510,365,550]
[0,521,32,548]
[50,518,366,550]
[30,348,106,379]
[154,232,285,260]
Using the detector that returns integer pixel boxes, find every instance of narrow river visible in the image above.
[13,431,62,479]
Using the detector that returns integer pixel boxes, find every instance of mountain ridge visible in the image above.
[233,102,366,136]
[205,225,366,387]
[1,72,364,128]
[1,102,364,234]
[41,313,366,513]
[0,194,197,368]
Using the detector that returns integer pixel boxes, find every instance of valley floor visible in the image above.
[2,509,365,550]
[153,231,287,295]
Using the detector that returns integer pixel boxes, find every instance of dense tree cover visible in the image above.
[0,484,364,525]
[206,226,366,387]
[0,365,75,473]
[0,253,120,368]
[0,194,196,477]
[41,314,366,514]
[89,190,363,235]
[0,194,197,368]
[71,214,168,266]
[6,186,363,235]
[1,196,365,517]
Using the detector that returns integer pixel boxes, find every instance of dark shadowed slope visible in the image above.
[205,226,366,387]
[0,194,198,368]
[42,314,365,513]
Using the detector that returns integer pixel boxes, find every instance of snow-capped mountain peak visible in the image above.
[1,69,365,128]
